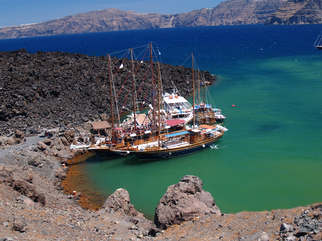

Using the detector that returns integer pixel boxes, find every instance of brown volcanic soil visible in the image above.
[155,203,322,241]
[0,136,321,240]
[61,153,108,211]
[0,134,155,241]
[0,49,215,136]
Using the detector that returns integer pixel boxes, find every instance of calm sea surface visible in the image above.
[1,25,322,217]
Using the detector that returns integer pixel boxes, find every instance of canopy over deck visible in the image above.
[165,130,189,138]
[166,119,185,127]
[91,121,111,130]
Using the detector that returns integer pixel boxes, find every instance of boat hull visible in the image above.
[88,145,128,157]
[133,135,222,159]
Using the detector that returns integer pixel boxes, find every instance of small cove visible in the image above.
[79,54,322,218]
[2,24,322,218]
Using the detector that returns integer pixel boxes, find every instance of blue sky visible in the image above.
[0,0,224,27]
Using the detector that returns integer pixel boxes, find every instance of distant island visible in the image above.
[0,0,321,39]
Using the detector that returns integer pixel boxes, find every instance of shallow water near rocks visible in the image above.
[1,24,322,218]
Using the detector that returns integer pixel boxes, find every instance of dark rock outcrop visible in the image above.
[102,188,140,217]
[102,188,155,237]
[154,175,221,229]
[0,0,321,39]
[0,49,214,136]
[279,204,322,241]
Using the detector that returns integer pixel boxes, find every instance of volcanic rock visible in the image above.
[154,175,221,229]
[12,219,27,233]
[37,141,47,151]
[278,203,322,241]
[60,137,69,146]
[103,188,139,217]
[11,180,46,206]
[27,157,43,167]
[0,136,5,145]
[43,139,52,146]
[0,49,214,136]
[64,130,75,143]
[14,130,24,139]
[55,167,67,182]
[0,167,46,206]
[280,223,294,233]
[5,137,17,146]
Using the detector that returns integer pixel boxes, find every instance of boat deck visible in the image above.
[165,141,190,149]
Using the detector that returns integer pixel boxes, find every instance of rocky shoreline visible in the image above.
[0,49,321,240]
[0,131,321,240]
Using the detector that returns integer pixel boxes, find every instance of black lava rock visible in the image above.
[0,49,215,135]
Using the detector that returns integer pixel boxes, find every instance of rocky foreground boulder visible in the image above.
[101,188,155,237]
[155,175,221,229]
[103,188,141,217]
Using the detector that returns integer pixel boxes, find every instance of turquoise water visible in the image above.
[1,24,322,217]
[83,54,322,216]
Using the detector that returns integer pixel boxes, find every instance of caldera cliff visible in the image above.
[0,0,321,39]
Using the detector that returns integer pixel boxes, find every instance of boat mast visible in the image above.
[192,53,196,128]
[113,79,121,127]
[130,48,137,132]
[198,69,201,105]
[157,62,162,147]
[108,54,115,142]
[150,42,157,134]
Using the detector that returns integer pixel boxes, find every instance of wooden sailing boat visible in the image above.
[88,54,125,153]
[123,52,225,159]
[87,44,226,158]
[195,69,217,124]
[109,43,166,156]
[194,61,226,124]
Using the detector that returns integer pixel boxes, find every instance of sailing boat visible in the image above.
[122,52,225,159]
[83,44,226,158]
[194,63,226,124]
[314,34,322,50]
[87,54,125,153]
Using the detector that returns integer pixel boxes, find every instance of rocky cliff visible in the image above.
[268,0,322,24]
[0,0,321,39]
